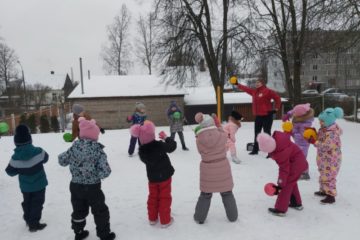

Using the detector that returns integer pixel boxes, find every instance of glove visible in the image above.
[159,131,167,140]
[308,136,316,144]
[100,128,105,134]
[211,113,221,128]
[274,185,282,195]
[281,113,291,122]
[268,110,277,115]
[126,115,133,123]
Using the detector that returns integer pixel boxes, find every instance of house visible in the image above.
[68,75,186,129]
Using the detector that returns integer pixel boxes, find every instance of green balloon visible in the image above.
[0,122,9,134]
[63,133,73,142]
[173,111,181,120]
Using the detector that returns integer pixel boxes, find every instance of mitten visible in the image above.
[281,113,291,122]
[308,136,316,144]
[126,115,133,123]
[211,113,221,128]
[100,128,105,134]
[303,127,317,142]
[159,131,167,140]
[274,185,282,195]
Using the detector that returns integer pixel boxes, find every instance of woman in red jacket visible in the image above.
[232,79,281,155]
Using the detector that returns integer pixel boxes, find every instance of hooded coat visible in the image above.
[290,108,314,157]
[196,127,234,193]
[269,131,308,188]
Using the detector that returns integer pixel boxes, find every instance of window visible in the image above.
[274,72,277,77]
[313,65,318,70]
[52,93,57,101]
[312,76,318,81]
[313,53,319,59]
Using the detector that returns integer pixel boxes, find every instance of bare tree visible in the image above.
[246,0,326,104]
[0,42,19,102]
[154,0,259,118]
[26,83,51,109]
[101,4,132,75]
[136,12,157,75]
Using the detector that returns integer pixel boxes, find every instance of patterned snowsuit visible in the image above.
[315,123,342,197]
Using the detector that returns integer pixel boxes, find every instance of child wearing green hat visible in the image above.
[166,101,189,151]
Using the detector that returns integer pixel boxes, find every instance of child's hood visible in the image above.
[197,127,226,149]
[272,131,292,154]
[12,144,43,161]
[326,123,343,136]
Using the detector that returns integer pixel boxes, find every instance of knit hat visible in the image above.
[130,120,156,145]
[195,112,204,123]
[318,107,344,127]
[195,112,215,128]
[78,117,100,141]
[230,111,243,121]
[293,103,311,117]
[257,133,276,153]
[14,124,32,146]
[135,102,146,111]
[72,104,84,115]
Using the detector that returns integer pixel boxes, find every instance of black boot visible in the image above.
[268,208,286,217]
[29,223,47,232]
[314,191,327,197]
[249,151,258,155]
[320,195,335,204]
[75,230,89,240]
[101,232,116,240]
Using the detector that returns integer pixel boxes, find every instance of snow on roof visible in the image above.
[185,87,253,105]
[68,75,186,99]
[185,86,287,105]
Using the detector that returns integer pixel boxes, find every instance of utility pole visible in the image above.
[79,58,84,94]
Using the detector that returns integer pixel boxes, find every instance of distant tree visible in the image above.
[39,114,50,133]
[19,113,27,125]
[50,116,60,132]
[101,4,132,75]
[27,83,51,109]
[0,42,19,102]
[63,74,75,98]
[27,113,37,133]
[136,12,157,75]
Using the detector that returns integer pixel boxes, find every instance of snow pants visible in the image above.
[170,131,187,149]
[253,114,273,153]
[128,136,140,155]
[275,176,302,212]
[70,182,111,239]
[226,140,237,156]
[194,191,238,223]
[22,188,46,227]
[147,178,172,225]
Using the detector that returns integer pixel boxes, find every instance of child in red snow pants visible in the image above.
[147,178,172,225]
[275,176,302,212]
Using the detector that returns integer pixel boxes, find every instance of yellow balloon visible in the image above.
[282,121,293,133]
[230,76,238,85]
[303,128,317,140]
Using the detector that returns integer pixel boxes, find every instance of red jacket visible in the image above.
[269,131,308,188]
[237,84,281,116]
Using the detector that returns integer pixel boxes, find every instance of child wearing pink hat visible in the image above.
[257,131,308,216]
[59,117,115,240]
[282,103,314,180]
[130,121,176,228]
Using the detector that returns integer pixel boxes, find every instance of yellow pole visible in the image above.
[217,86,221,121]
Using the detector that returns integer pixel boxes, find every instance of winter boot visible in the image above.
[182,147,189,151]
[268,208,286,217]
[249,151,258,155]
[231,155,241,164]
[161,217,174,228]
[29,223,47,232]
[288,203,304,211]
[320,195,335,205]
[75,230,89,240]
[149,219,158,225]
[299,172,310,180]
[314,191,327,197]
[101,232,116,240]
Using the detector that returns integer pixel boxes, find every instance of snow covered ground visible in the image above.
[0,120,359,240]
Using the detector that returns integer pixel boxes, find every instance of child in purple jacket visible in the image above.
[282,103,314,180]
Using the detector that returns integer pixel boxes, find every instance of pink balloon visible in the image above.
[264,183,276,196]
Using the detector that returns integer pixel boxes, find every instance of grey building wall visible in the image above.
[71,95,184,129]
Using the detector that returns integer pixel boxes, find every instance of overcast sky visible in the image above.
[0,0,152,85]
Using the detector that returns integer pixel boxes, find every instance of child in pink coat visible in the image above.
[223,111,243,164]
[193,112,238,224]
[258,131,308,216]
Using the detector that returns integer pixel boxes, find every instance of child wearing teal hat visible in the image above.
[308,107,343,204]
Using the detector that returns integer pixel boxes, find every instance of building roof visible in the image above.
[68,75,186,99]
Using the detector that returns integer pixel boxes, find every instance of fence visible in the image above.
[0,102,72,135]
[283,93,359,122]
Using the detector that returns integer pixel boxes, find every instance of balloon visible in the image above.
[63,133,73,142]
[0,122,9,134]
[173,111,181,120]
[230,76,238,84]
[264,182,277,196]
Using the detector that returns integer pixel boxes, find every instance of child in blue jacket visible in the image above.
[5,125,48,232]
[127,102,147,156]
